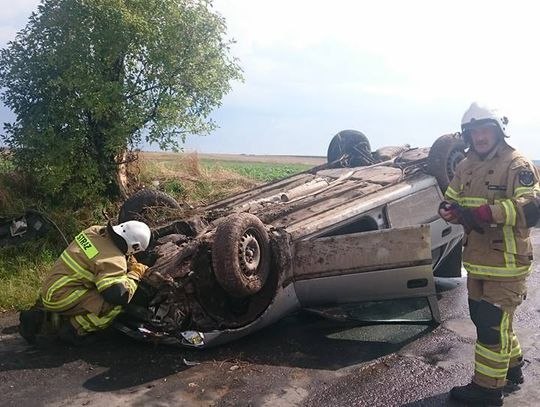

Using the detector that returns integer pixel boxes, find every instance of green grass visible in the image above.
[0,242,59,310]
[201,159,311,182]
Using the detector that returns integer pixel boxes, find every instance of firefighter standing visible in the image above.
[19,220,152,344]
[440,102,540,405]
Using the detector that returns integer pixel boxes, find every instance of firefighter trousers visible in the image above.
[467,277,527,389]
[41,289,123,336]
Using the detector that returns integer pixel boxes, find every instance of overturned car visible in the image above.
[115,131,467,348]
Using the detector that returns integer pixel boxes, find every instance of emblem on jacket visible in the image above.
[518,170,535,187]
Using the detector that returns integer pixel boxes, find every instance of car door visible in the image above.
[292,224,439,320]
[385,184,464,272]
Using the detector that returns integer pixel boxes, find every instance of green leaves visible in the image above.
[0,0,242,205]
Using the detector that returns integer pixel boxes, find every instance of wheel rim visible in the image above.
[239,229,261,277]
[446,149,465,180]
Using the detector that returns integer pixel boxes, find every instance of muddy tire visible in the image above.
[212,213,271,298]
[327,129,372,167]
[427,134,467,192]
[118,189,180,224]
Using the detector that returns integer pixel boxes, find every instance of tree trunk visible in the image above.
[86,113,123,200]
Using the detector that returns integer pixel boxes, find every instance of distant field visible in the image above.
[141,151,326,166]
[140,152,321,183]
[200,159,312,182]
[136,151,319,206]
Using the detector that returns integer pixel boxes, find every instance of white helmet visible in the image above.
[112,221,151,255]
[461,102,509,138]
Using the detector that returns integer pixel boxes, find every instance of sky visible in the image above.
[1,0,540,157]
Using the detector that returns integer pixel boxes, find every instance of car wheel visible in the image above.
[118,189,181,224]
[327,129,373,167]
[212,213,271,298]
[427,133,467,192]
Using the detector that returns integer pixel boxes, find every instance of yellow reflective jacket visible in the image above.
[41,226,138,315]
[445,142,539,281]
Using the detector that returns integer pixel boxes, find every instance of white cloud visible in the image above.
[0,0,40,44]
[209,0,540,156]
[0,0,39,20]
[215,0,540,107]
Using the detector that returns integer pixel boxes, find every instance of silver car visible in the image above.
[115,131,466,348]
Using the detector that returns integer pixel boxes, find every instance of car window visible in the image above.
[386,186,442,228]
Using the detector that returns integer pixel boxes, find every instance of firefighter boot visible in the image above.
[18,308,45,344]
[450,382,503,406]
[57,320,97,346]
[504,365,524,393]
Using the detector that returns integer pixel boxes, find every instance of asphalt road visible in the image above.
[2,230,540,407]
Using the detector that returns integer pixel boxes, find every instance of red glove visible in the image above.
[439,201,489,234]
[439,201,458,222]
[470,204,493,224]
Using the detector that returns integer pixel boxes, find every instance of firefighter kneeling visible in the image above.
[19,220,151,344]
[440,102,540,406]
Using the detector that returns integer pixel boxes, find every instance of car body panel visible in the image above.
[292,225,435,306]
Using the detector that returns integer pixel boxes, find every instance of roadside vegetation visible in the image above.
[0,0,242,204]
[0,0,311,312]
[0,152,310,311]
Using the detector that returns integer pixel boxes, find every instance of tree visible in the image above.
[0,0,242,204]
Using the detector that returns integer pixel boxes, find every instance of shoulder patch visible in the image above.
[518,170,535,187]
[75,232,99,259]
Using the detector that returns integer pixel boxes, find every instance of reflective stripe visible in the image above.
[95,276,123,292]
[514,187,534,198]
[60,251,94,282]
[95,275,134,292]
[42,288,89,310]
[500,200,517,227]
[445,186,460,200]
[475,343,509,363]
[442,192,488,207]
[459,197,488,207]
[475,361,508,379]
[514,183,540,198]
[463,262,531,278]
[75,315,94,332]
[75,306,123,333]
[502,225,517,268]
[87,306,122,328]
[86,314,103,329]
[510,333,521,359]
[502,247,516,270]
[500,312,510,354]
[510,345,522,358]
[126,277,138,294]
[497,199,517,269]
[45,275,76,302]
